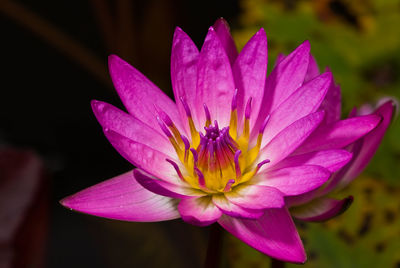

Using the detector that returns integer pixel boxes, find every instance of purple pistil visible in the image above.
[257,159,270,170]
[203,103,211,122]
[234,150,242,178]
[159,110,173,127]
[223,179,235,192]
[166,159,185,181]
[231,88,238,111]
[194,167,206,187]
[156,116,172,137]
[259,115,270,134]
[180,97,192,117]
[245,97,253,119]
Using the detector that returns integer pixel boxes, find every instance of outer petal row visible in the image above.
[291,196,353,222]
[218,208,307,263]
[296,114,381,154]
[108,55,186,135]
[253,41,310,134]
[196,27,236,127]
[91,100,174,156]
[259,71,332,146]
[255,165,331,196]
[60,171,180,222]
[171,27,200,130]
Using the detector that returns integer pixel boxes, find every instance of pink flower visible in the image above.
[61,19,394,263]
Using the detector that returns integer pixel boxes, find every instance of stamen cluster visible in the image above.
[157,91,270,193]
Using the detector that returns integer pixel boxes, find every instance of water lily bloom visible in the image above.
[61,19,394,263]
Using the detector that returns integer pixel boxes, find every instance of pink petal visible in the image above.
[259,111,325,167]
[253,41,310,133]
[255,165,331,196]
[91,100,174,156]
[274,53,286,66]
[233,28,268,128]
[319,69,341,124]
[218,208,306,263]
[295,114,382,154]
[171,27,201,130]
[133,169,205,199]
[178,196,222,226]
[108,55,185,135]
[291,196,353,222]
[197,27,236,127]
[60,171,180,222]
[213,18,238,65]
[212,195,264,219]
[225,184,284,210]
[104,129,179,184]
[258,72,332,146]
[331,100,395,191]
[304,54,320,82]
[269,149,352,173]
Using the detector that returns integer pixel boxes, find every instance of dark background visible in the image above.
[1,1,239,267]
[1,0,399,267]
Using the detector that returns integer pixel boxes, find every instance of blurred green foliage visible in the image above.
[233,0,400,185]
[221,176,400,267]
[226,0,400,266]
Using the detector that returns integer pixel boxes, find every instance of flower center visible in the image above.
[157,90,270,193]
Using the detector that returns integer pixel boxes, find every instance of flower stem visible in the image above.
[204,224,223,268]
[271,258,285,268]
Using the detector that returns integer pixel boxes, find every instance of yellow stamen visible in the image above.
[168,124,184,148]
[188,116,200,147]
[229,109,238,139]
[247,133,263,165]
[168,136,184,160]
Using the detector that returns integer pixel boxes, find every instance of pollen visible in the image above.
[160,93,270,193]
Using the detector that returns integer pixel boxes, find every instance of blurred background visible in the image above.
[0,0,399,267]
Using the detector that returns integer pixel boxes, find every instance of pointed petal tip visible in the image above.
[90,99,100,111]
[302,40,311,49]
[292,196,354,222]
[59,197,70,209]
[214,17,229,26]
[108,54,121,64]
[255,27,267,36]
[59,194,80,212]
[173,26,187,40]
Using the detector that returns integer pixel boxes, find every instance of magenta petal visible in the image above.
[269,149,353,173]
[296,114,382,154]
[274,53,285,66]
[108,55,185,134]
[91,100,174,156]
[319,70,341,124]
[259,72,332,146]
[178,196,222,226]
[133,169,205,199]
[197,27,236,127]
[213,18,238,65]
[60,171,180,222]
[259,111,325,167]
[304,54,320,82]
[233,28,268,128]
[171,27,201,130]
[335,100,396,189]
[254,41,310,133]
[218,208,306,263]
[225,184,284,210]
[256,165,331,196]
[291,196,353,222]
[212,195,264,219]
[104,129,179,184]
